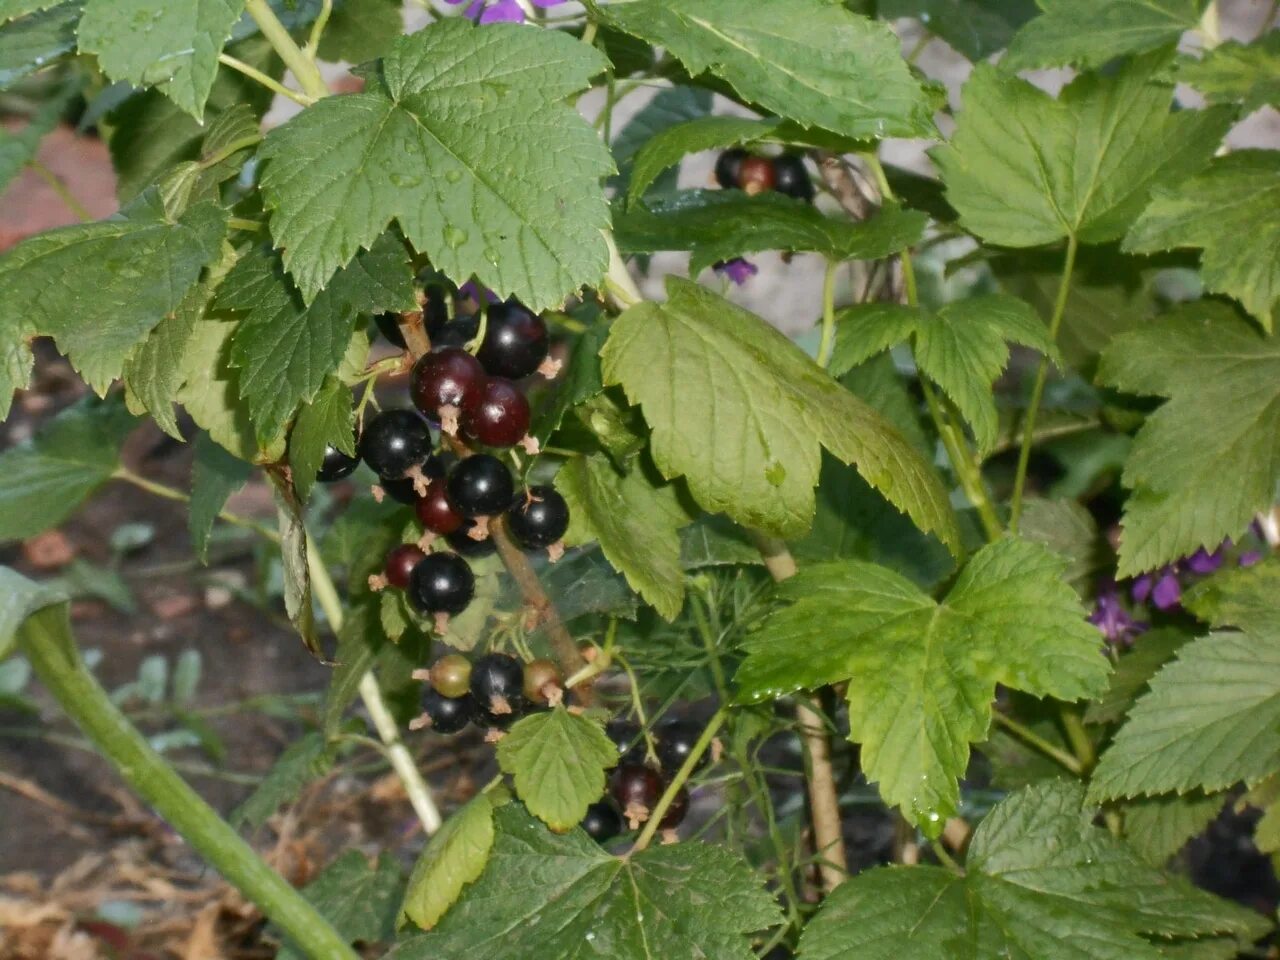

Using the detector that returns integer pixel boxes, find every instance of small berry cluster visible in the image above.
[714,149,814,201]
[410,651,565,735]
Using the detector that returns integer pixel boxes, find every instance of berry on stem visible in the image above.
[412,687,474,734]
[508,485,570,556]
[415,481,465,536]
[655,718,708,775]
[522,658,564,705]
[429,653,472,699]
[433,314,481,351]
[447,454,515,518]
[581,801,623,843]
[470,652,524,716]
[446,520,498,557]
[317,445,360,482]
[772,153,814,202]
[605,719,646,765]
[739,155,776,195]
[610,763,664,829]
[714,147,747,190]
[460,377,532,449]
[476,301,549,380]
[380,544,426,591]
[411,348,486,435]
[408,552,475,620]
[360,410,433,481]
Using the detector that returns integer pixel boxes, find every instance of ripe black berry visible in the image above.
[473,701,523,731]
[447,455,514,517]
[605,720,646,765]
[739,155,776,195]
[445,520,498,557]
[581,801,623,843]
[380,453,441,504]
[610,763,664,825]
[420,687,474,734]
[384,544,426,590]
[376,289,448,348]
[360,410,433,480]
[411,348,487,418]
[714,148,747,190]
[655,718,707,774]
[508,486,570,549]
[317,445,360,482]
[416,482,464,535]
[429,653,472,699]
[476,301,549,379]
[658,785,690,829]
[772,153,814,202]
[407,552,475,615]
[470,652,525,715]
[522,658,563,705]
[461,378,531,448]
[433,314,481,351]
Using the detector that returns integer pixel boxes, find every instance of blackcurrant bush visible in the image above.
[470,652,525,715]
[408,552,475,615]
[605,719,646,765]
[522,658,563,705]
[508,485,570,549]
[739,154,776,195]
[447,455,514,517]
[581,801,623,843]
[384,544,426,590]
[772,153,814,202]
[655,718,708,774]
[415,481,465,535]
[460,378,531,448]
[433,314,481,351]
[476,301,549,379]
[411,348,487,418]
[610,763,664,823]
[317,445,360,482]
[658,784,690,829]
[714,148,747,190]
[420,687,474,734]
[445,520,498,557]
[360,410,433,480]
[430,653,472,699]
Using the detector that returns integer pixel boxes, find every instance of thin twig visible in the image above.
[217,53,314,106]
[29,160,93,222]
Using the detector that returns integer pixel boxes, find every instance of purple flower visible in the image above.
[1239,550,1263,567]
[713,257,758,285]
[458,280,499,304]
[444,0,564,23]
[1131,566,1182,610]
[1089,589,1148,646]
[1184,545,1225,575]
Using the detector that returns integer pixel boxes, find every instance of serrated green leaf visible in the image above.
[316,0,402,64]
[556,454,691,620]
[402,790,499,931]
[1018,497,1106,589]
[602,277,960,551]
[389,803,781,960]
[379,587,410,641]
[122,284,204,439]
[0,0,64,22]
[1123,791,1225,866]
[626,116,777,205]
[496,707,617,832]
[231,730,334,828]
[0,80,74,194]
[832,294,1056,454]
[1096,303,1280,576]
[1185,559,1280,634]
[259,20,611,308]
[178,314,280,461]
[0,566,66,661]
[933,56,1233,248]
[277,851,401,960]
[0,398,137,542]
[615,191,927,275]
[1003,0,1205,71]
[188,432,253,564]
[799,781,1267,960]
[679,515,762,569]
[1084,628,1190,726]
[289,377,355,503]
[1179,33,1280,115]
[0,1,79,91]
[736,537,1109,830]
[879,0,1038,61]
[610,84,712,200]
[78,0,245,120]
[597,0,935,140]
[1124,150,1279,330]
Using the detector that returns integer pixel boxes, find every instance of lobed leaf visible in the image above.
[1179,33,1280,115]
[1003,0,1206,70]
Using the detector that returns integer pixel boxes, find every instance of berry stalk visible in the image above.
[243,0,330,101]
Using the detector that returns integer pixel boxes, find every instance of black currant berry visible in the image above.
[445,520,498,557]
[411,348,487,418]
[522,658,563,705]
[508,486,570,549]
[658,785,690,829]
[420,687,474,734]
[714,148,747,190]
[447,455,514,517]
[408,552,475,615]
[470,652,525,715]
[416,482,465,535]
[461,378,531,448]
[581,801,623,843]
[360,410,433,480]
[610,763,664,824]
[376,289,448,348]
[772,153,814,202]
[655,718,708,774]
[605,720,646,765]
[473,701,523,731]
[430,653,472,699]
[433,314,481,351]
[476,301,549,380]
[380,453,441,504]
[384,544,427,590]
[317,445,360,482]
[739,155,776,195]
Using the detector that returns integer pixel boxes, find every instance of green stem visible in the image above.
[1009,233,1077,533]
[603,232,643,309]
[217,53,314,106]
[19,606,360,960]
[1058,708,1095,772]
[112,469,280,543]
[816,258,839,369]
[244,0,330,101]
[304,0,334,58]
[930,839,964,874]
[992,711,1083,776]
[632,709,727,853]
[227,216,264,232]
[30,160,93,222]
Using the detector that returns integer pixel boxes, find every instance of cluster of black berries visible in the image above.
[714,149,814,201]
[315,293,571,630]
[408,651,565,735]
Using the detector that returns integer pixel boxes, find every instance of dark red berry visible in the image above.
[772,153,814,202]
[508,486,569,549]
[384,544,426,590]
[447,455,514,517]
[605,720,646,765]
[408,552,475,615]
[416,482,464,535]
[420,687,474,734]
[658,785,690,829]
[360,410,433,480]
[610,763,663,820]
[317,445,359,482]
[470,653,525,715]
[430,653,472,698]
[522,658,563,704]
[411,348,486,417]
[581,801,623,843]
[476,301,549,380]
[739,155,776,195]
[445,520,498,557]
[715,148,747,190]
[655,718,707,774]
[460,377,531,448]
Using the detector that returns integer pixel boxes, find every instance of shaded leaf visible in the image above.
[189,432,253,563]
[402,790,501,931]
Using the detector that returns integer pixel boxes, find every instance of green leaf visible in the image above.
[0,2,79,91]
[1123,791,1225,866]
[189,432,253,563]
[933,56,1233,248]
[1124,150,1279,330]
[680,515,762,570]
[596,0,936,140]
[601,277,960,551]
[879,0,1038,61]
[122,278,208,440]
[530,322,606,445]
[0,398,137,542]
[1018,497,1106,590]
[278,851,401,960]
[389,803,781,960]
[231,730,335,828]
[615,190,926,275]
[0,80,74,194]
[78,0,246,120]
[736,537,1109,830]
[496,707,618,832]
[626,116,777,205]
[274,482,319,658]
[1003,0,1206,70]
[610,84,712,199]
[832,294,1056,454]
[1096,304,1280,576]
[259,19,612,308]
[289,377,355,503]
[0,566,65,661]
[798,781,1267,960]
[317,0,403,63]
[401,790,500,931]
[1085,628,1190,726]
[1184,558,1280,634]
[0,0,65,22]
[556,454,691,620]
[1179,33,1280,115]
[217,235,413,443]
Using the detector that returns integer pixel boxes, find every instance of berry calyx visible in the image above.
[383,544,426,590]
[446,521,498,557]
[317,445,360,482]
[739,155,776,195]
[408,552,475,617]
[476,301,549,380]
[655,718,708,775]
[414,687,474,734]
[610,763,664,829]
[447,454,514,517]
[581,801,623,843]
[772,153,814,202]
[658,784,690,830]
[411,348,486,433]
[360,410,433,480]
[415,481,465,536]
[460,377,531,449]
[508,485,570,550]
[470,652,525,716]
[714,148,748,190]
[429,653,472,699]
[522,658,564,705]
